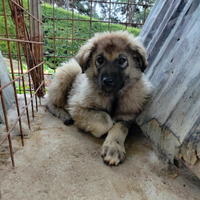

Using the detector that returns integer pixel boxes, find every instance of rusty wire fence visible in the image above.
[0,0,153,168]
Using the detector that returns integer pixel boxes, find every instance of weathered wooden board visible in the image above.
[136,0,200,175]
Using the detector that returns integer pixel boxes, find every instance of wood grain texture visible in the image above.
[136,0,200,171]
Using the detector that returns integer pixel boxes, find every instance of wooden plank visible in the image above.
[136,0,200,173]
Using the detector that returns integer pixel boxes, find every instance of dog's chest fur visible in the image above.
[68,74,150,122]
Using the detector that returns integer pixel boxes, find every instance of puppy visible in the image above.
[46,31,152,165]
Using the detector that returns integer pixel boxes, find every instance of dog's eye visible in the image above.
[118,58,126,65]
[97,57,104,65]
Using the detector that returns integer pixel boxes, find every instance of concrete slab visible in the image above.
[0,96,200,200]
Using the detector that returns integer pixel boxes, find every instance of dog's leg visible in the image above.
[101,121,132,165]
[71,108,113,137]
[46,58,81,125]
[46,103,74,125]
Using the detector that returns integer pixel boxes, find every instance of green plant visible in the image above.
[44,64,54,75]
[7,66,32,94]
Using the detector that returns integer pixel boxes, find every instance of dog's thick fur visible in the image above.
[46,31,152,165]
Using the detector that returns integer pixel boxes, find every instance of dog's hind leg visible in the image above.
[46,103,74,125]
[46,58,82,124]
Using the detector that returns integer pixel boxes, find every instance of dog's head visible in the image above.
[75,31,148,93]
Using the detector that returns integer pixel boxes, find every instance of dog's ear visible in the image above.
[75,38,97,72]
[128,37,148,72]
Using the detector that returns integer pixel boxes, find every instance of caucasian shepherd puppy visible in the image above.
[46,31,152,165]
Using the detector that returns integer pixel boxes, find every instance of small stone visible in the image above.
[169,174,178,179]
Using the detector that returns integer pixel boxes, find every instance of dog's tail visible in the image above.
[46,58,82,124]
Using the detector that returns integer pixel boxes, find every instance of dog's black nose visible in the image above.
[103,77,114,86]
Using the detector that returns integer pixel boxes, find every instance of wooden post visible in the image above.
[8,0,44,98]
[30,0,44,96]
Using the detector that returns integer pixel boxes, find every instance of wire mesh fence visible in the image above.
[0,0,44,167]
[0,0,153,168]
[42,0,153,71]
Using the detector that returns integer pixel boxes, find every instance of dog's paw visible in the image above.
[64,118,74,125]
[101,140,126,166]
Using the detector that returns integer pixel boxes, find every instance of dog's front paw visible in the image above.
[101,140,126,166]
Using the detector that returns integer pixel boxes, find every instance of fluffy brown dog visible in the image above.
[46,31,152,165]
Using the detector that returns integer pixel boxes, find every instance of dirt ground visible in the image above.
[1,96,200,200]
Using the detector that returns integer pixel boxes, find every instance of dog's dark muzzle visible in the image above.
[100,74,124,92]
[102,77,114,87]
[97,63,125,93]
